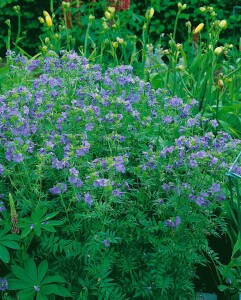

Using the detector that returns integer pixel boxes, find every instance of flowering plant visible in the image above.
[0,50,241,299]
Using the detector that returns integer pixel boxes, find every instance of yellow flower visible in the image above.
[218,79,224,88]
[112,42,118,48]
[116,37,124,44]
[105,11,111,20]
[102,22,108,30]
[219,20,227,29]
[214,46,223,55]
[45,15,53,27]
[145,8,154,19]
[38,16,45,24]
[89,14,95,22]
[107,6,115,14]
[193,23,204,34]
[185,21,191,28]
[43,11,50,17]
[199,7,206,12]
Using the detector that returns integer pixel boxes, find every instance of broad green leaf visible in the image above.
[11,265,34,282]
[21,227,33,238]
[42,211,59,221]
[36,292,48,300]
[0,240,20,249]
[0,233,20,241]
[40,224,56,233]
[37,260,48,282]
[8,279,34,290]
[17,288,36,300]
[218,285,228,292]
[0,244,10,263]
[232,235,241,257]
[0,227,10,238]
[34,225,42,236]
[26,259,38,282]
[41,275,66,285]
[42,284,72,297]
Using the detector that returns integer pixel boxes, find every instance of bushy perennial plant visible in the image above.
[0,50,241,299]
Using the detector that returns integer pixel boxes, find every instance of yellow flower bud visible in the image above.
[163,49,170,55]
[214,46,223,55]
[219,20,227,29]
[199,7,206,12]
[42,46,48,52]
[186,21,191,28]
[176,65,185,72]
[105,11,111,20]
[102,22,108,30]
[193,23,204,34]
[89,14,95,22]
[45,37,50,44]
[178,2,182,8]
[107,6,115,14]
[38,16,45,24]
[112,41,118,48]
[45,15,53,27]
[182,4,187,10]
[176,43,182,50]
[218,79,224,88]
[43,11,50,17]
[145,7,154,19]
[116,37,124,44]
[208,6,214,12]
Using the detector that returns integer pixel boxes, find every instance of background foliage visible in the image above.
[0,0,241,57]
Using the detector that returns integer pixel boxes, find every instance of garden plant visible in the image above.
[0,1,241,300]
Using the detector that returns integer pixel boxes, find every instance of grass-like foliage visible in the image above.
[0,50,241,299]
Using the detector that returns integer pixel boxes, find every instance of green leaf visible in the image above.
[36,292,48,300]
[0,233,20,241]
[0,244,10,263]
[37,260,48,282]
[218,284,228,292]
[8,279,34,290]
[42,284,72,297]
[40,225,56,233]
[11,265,34,282]
[26,259,38,282]
[41,275,66,285]
[0,240,20,249]
[17,288,36,300]
[42,211,59,221]
[21,227,33,238]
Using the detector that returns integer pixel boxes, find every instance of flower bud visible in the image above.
[214,46,223,55]
[108,6,115,13]
[186,21,191,28]
[116,37,124,44]
[43,11,50,17]
[193,23,204,34]
[219,20,227,29]
[176,43,182,50]
[218,79,224,88]
[199,7,206,12]
[176,65,185,71]
[45,37,50,44]
[105,11,111,19]
[45,15,53,27]
[112,41,118,48]
[145,8,154,19]
[182,4,187,10]
[163,49,170,55]
[89,14,95,22]
[42,46,48,52]
[102,22,108,30]
[38,16,45,24]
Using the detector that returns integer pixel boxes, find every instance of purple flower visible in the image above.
[103,239,110,247]
[34,285,40,292]
[68,177,83,188]
[112,189,124,197]
[0,277,8,291]
[84,193,93,206]
[165,216,181,228]
[49,183,67,195]
[211,119,218,128]
[113,157,125,173]
[0,164,4,176]
[85,123,94,131]
[0,201,6,213]
[69,167,79,177]
[13,153,24,163]
[209,183,221,194]
[93,179,109,187]
[162,115,173,124]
